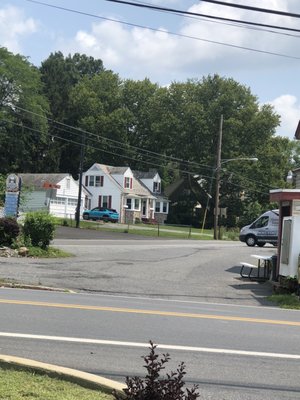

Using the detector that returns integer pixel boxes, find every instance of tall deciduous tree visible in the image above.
[0,47,50,173]
[39,52,104,175]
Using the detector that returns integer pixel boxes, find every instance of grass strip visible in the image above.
[27,246,73,258]
[0,366,114,400]
[268,294,300,310]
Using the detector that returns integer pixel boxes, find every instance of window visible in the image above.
[50,196,66,205]
[134,198,140,210]
[95,176,104,187]
[66,178,70,190]
[68,198,78,206]
[98,195,112,208]
[153,182,161,193]
[89,176,95,186]
[251,216,269,229]
[102,195,112,208]
[155,202,160,213]
[163,202,168,213]
[126,198,132,209]
[124,177,132,189]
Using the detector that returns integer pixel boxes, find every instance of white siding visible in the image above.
[111,168,132,188]
[50,176,86,218]
[20,176,86,218]
[140,173,161,193]
[19,190,48,212]
[83,169,122,215]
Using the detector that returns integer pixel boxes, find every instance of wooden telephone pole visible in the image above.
[214,115,223,240]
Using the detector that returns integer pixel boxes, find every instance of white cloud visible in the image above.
[56,0,300,84]
[0,5,37,53]
[268,95,300,139]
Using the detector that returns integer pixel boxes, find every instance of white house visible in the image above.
[83,164,169,223]
[133,170,169,223]
[18,173,91,219]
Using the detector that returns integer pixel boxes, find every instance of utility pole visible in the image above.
[214,115,223,240]
[75,131,86,228]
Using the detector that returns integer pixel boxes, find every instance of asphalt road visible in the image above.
[2,226,296,400]
[1,288,300,400]
[0,226,275,305]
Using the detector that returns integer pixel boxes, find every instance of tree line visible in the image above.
[0,46,298,227]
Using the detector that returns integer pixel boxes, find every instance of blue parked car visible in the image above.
[82,207,119,223]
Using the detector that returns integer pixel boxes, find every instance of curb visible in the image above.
[0,354,126,395]
[0,282,75,293]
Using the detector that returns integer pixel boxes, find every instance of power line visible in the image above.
[10,105,276,192]
[1,117,270,195]
[109,0,300,38]
[1,117,206,177]
[24,0,300,60]
[12,105,215,172]
[201,0,300,19]
[103,0,300,34]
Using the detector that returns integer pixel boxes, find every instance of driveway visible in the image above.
[0,226,275,306]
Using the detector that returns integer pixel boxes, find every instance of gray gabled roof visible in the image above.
[133,169,158,179]
[18,173,70,189]
[107,166,130,175]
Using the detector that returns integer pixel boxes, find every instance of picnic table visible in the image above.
[240,254,273,281]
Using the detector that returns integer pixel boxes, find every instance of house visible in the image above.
[164,176,209,226]
[83,164,169,223]
[18,173,91,219]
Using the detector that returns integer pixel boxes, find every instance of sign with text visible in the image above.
[4,174,22,218]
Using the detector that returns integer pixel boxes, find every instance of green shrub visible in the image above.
[0,217,20,246]
[113,341,199,400]
[23,212,55,249]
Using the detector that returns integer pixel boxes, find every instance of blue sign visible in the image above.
[4,174,22,218]
[4,192,19,217]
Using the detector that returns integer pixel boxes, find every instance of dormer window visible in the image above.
[124,177,132,189]
[153,182,161,193]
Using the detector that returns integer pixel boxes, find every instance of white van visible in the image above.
[239,210,279,247]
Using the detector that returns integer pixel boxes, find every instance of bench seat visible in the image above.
[240,262,259,280]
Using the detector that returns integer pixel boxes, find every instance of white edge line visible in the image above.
[1,332,299,360]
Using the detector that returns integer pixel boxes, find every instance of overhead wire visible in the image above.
[128,0,300,39]
[103,0,300,35]
[1,117,210,178]
[24,0,300,60]
[200,0,300,19]
[10,105,276,191]
[12,104,215,172]
[1,115,271,196]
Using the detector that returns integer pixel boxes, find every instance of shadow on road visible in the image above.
[227,265,274,307]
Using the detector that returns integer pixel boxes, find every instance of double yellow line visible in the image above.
[1,298,300,326]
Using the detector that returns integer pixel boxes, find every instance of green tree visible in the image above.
[0,47,50,173]
[39,52,104,174]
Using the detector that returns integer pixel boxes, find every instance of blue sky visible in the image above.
[1,0,300,139]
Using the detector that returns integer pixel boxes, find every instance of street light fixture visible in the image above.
[200,115,258,238]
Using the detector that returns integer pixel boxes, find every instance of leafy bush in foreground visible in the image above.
[23,212,55,249]
[113,341,199,400]
[0,217,20,246]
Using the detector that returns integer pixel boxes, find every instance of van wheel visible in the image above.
[257,242,266,247]
[246,235,256,247]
